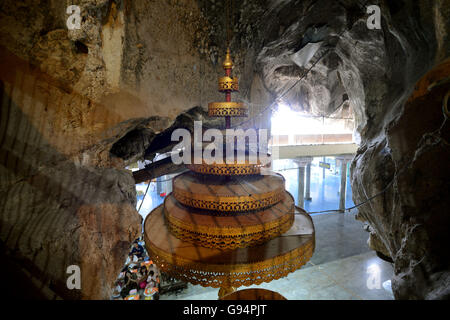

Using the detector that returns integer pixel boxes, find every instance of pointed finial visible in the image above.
[222,48,234,70]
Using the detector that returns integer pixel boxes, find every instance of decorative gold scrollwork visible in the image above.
[208,102,248,117]
[172,188,285,212]
[163,193,295,249]
[187,163,263,175]
[165,214,294,249]
[219,76,239,92]
[145,233,315,289]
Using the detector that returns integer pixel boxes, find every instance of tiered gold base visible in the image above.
[142,47,315,298]
[187,153,270,176]
[163,192,295,249]
[144,206,315,289]
[172,172,285,212]
[220,288,287,300]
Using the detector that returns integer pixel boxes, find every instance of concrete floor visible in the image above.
[159,210,394,300]
[137,156,395,300]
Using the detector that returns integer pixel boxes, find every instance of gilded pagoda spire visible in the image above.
[143,0,315,300]
[208,47,247,128]
[222,47,234,71]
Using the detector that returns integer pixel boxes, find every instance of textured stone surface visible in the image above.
[232,0,450,300]
[0,0,231,299]
[0,54,142,299]
[1,0,449,300]
[217,0,449,299]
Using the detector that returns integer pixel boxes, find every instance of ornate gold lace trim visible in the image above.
[208,102,248,117]
[172,188,285,212]
[164,202,293,236]
[218,76,239,92]
[145,237,315,288]
[187,154,271,176]
[164,211,294,249]
[186,163,263,175]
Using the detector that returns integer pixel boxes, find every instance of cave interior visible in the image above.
[0,0,449,301]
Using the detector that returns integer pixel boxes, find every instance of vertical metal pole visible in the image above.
[322,156,326,179]
[339,161,347,212]
[298,166,305,208]
[322,116,324,144]
[225,116,231,129]
[156,176,162,195]
[225,67,231,129]
[305,163,312,201]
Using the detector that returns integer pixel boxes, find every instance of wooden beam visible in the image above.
[132,157,185,184]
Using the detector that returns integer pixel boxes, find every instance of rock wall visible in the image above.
[351,58,450,299]
[0,0,449,300]
[386,60,450,299]
[226,0,450,299]
[0,45,142,299]
[0,0,222,299]
[0,0,272,299]
[345,2,450,299]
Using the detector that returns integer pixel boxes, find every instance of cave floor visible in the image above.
[159,210,395,300]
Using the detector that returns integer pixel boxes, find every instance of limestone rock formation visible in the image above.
[0,0,235,300]
[0,49,143,299]
[1,0,449,300]
[196,0,450,299]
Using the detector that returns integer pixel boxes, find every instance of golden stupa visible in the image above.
[143,48,315,299]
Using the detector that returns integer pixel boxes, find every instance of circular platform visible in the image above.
[172,172,285,212]
[144,205,315,288]
[220,288,287,300]
[187,152,270,176]
[163,192,295,249]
